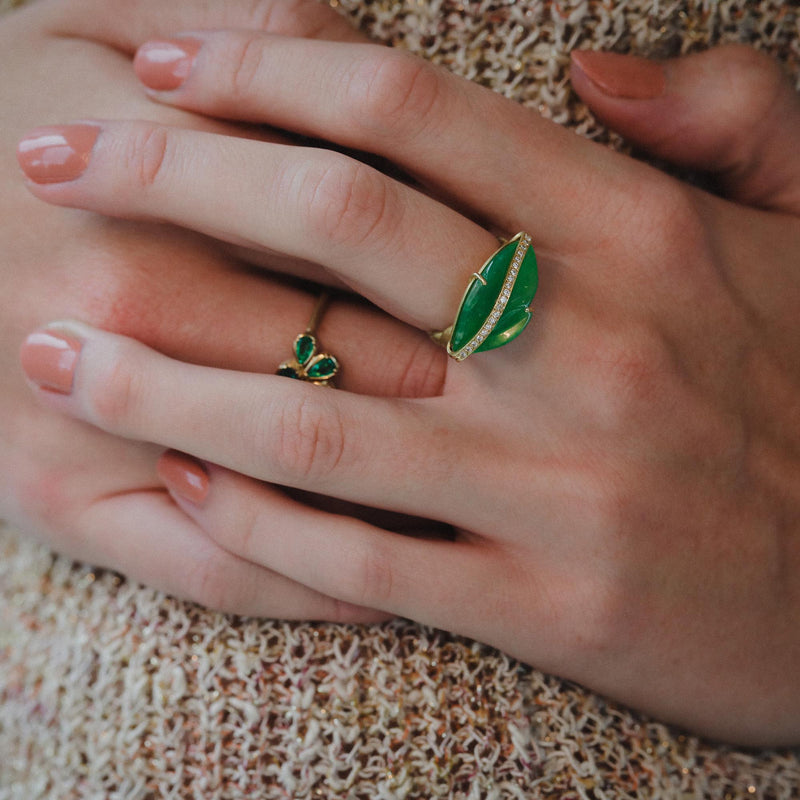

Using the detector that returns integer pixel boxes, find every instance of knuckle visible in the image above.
[628,176,707,263]
[184,552,241,613]
[558,473,645,650]
[244,0,308,34]
[225,33,268,102]
[675,385,748,467]
[17,470,79,537]
[347,50,442,138]
[653,180,705,243]
[574,471,676,654]
[271,393,348,482]
[300,156,393,248]
[250,0,339,39]
[352,543,395,607]
[329,599,370,624]
[716,44,786,105]
[87,343,143,432]
[573,568,636,654]
[391,336,447,398]
[589,465,638,542]
[648,183,723,294]
[242,0,282,30]
[717,45,789,165]
[123,124,171,191]
[585,328,671,426]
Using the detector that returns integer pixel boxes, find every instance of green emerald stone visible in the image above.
[307,355,339,381]
[277,365,300,379]
[449,237,538,355]
[294,334,316,366]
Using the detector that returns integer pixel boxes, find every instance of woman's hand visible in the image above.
[18,29,800,745]
[3,0,443,620]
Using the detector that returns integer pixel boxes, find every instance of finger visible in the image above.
[17,121,497,332]
[20,322,466,522]
[89,242,446,399]
[157,453,493,631]
[43,0,365,52]
[75,487,386,622]
[129,30,629,246]
[570,45,800,214]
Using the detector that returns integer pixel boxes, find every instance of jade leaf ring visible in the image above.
[431,232,538,361]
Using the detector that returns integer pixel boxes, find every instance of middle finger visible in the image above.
[18,121,498,333]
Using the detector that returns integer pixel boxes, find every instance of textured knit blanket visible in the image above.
[2,1,799,798]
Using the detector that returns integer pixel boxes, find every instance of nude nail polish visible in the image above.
[571,51,666,100]
[157,451,210,505]
[134,38,202,91]
[20,329,82,394]
[17,124,100,184]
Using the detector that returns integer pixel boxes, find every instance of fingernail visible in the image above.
[20,329,82,394]
[134,38,202,92]
[17,124,100,184]
[571,51,666,100]
[157,451,210,505]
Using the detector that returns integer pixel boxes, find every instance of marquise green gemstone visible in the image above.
[449,236,538,355]
[294,334,316,366]
[307,355,339,381]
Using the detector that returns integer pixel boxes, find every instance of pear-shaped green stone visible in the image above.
[449,237,538,355]
[307,355,339,381]
[277,365,300,379]
[294,334,316,366]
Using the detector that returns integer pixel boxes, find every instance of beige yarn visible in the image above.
[2,1,800,798]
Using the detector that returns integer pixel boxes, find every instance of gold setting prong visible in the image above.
[472,272,488,286]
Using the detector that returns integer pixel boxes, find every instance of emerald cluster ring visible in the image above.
[276,292,340,386]
[430,232,538,361]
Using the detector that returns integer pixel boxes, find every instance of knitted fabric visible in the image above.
[2,1,800,798]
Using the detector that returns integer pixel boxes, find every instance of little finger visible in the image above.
[157,452,493,631]
[75,486,386,622]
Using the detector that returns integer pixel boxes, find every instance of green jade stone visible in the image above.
[294,334,316,366]
[449,238,538,355]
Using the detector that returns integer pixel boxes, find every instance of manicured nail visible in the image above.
[571,51,666,100]
[134,38,202,92]
[157,451,209,505]
[20,329,82,394]
[17,124,100,185]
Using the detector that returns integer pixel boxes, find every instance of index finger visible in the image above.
[133,30,640,250]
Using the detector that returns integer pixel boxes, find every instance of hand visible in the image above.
[3,0,442,620]
[17,30,800,745]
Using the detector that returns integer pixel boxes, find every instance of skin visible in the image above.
[2,0,439,620]
[14,3,800,744]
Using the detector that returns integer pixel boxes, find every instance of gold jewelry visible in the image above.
[431,232,538,361]
[276,292,340,386]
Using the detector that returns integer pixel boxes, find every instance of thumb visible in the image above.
[570,45,800,214]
